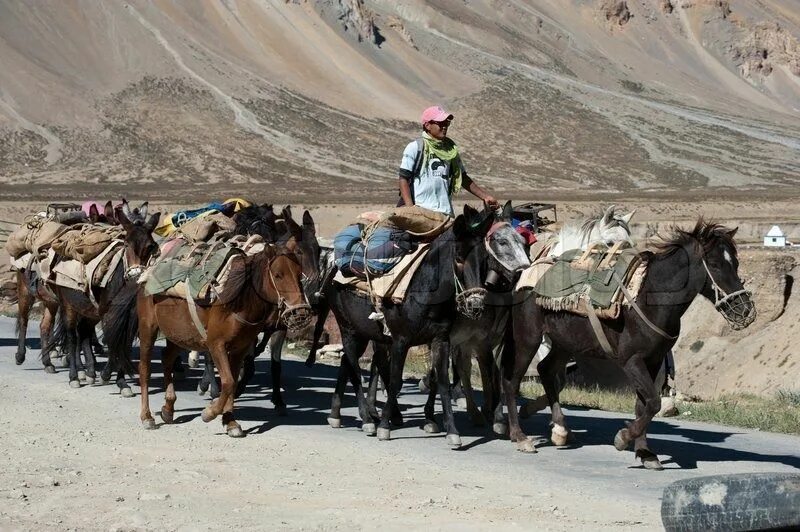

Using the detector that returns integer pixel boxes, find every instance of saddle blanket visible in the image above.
[140,234,265,306]
[48,241,126,294]
[516,245,647,319]
[333,242,431,303]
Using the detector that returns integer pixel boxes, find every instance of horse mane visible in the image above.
[650,218,737,257]
[545,206,632,253]
[234,204,276,239]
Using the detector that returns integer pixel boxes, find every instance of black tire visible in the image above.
[661,473,800,532]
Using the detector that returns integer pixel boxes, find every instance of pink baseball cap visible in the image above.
[420,106,453,125]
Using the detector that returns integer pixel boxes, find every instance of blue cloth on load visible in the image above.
[171,203,226,228]
[334,225,415,279]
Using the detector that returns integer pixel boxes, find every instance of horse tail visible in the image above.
[102,281,139,375]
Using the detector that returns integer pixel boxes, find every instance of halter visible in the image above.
[264,255,313,332]
[454,263,487,320]
[701,258,756,330]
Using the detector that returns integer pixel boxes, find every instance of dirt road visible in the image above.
[1,318,798,531]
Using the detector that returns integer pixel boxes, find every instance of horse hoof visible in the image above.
[84,377,95,386]
[160,407,174,424]
[362,423,376,436]
[227,426,245,438]
[642,456,664,471]
[15,354,24,365]
[614,429,630,451]
[446,434,462,448]
[456,398,468,409]
[121,388,134,398]
[376,428,391,441]
[493,422,508,436]
[78,371,86,381]
[44,365,56,374]
[423,422,440,434]
[197,384,207,396]
[100,377,110,385]
[201,408,216,423]
[551,424,571,447]
[327,417,342,429]
[69,380,82,389]
[142,418,156,430]
[516,438,537,453]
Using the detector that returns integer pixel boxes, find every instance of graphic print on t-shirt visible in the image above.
[429,158,449,183]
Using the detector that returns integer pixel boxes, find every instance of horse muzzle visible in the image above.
[456,287,488,320]
[280,304,314,332]
[716,289,757,330]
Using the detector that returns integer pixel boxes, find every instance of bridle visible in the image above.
[260,253,313,331]
[700,257,756,330]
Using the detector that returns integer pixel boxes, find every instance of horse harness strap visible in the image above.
[183,278,208,341]
[612,271,678,340]
[584,269,678,356]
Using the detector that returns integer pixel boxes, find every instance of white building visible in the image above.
[764,225,787,247]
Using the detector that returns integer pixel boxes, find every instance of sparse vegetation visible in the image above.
[689,340,704,352]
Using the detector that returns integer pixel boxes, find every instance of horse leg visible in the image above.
[432,338,461,448]
[377,339,410,441]
[172,354,186,382]
[234,344,256,399]
[616,354,663,470]
[422,361,440,434]
[341,336,375,434]
[268,330,287,415]
[197,353,212,395]
[14,273,33,365]
[138,311,159,429]
[79,322,97,385]
[366,355,381,421]
[159,341,182,424]
[457,346,485,426]
[39,302,59,373]
[202,341,244,438]
[537,347,572,447]
[501,316,541,453]
[629,357,667,470]
[61,308,82,388]
[91,327,104,356]
[373,344,403,427]
[328,355,350,429]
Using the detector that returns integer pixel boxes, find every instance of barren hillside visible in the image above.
[1,0,799,200]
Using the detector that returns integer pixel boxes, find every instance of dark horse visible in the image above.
[105,245,313,437]
[49,210,161,389]
[323,203,529,448]
[501,220,756,464]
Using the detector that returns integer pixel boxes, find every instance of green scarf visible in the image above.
[422,132,462,195]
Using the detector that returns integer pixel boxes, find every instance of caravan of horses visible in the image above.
[4,198,755,470]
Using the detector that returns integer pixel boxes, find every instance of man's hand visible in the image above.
[483,195,499,209]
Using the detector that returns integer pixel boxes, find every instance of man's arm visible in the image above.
[462,173,499,208]
[398,177,414,206]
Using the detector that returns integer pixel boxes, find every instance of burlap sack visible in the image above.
[51,224,124,263]
[378,205,453,239]
[178,212,236,243]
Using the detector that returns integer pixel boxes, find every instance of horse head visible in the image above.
[118,208,160,280]
[549,205,635,256]
[452,202,529,318]
[233,203,277,241]
[251,245,313,332]
[691,221,756,330]
[276,206,321,289]
[116,198,150,226]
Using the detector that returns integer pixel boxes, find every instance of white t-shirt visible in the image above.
[399,139,465,217]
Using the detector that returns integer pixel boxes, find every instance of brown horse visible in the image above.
[14,199,151,371]
[105,246,312,437]
[49,209,160,388]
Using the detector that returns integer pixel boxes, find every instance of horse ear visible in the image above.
[104,201,114,220]
[463,204,478,221]
[727,227,738,239]
[144,212,160,233]
[139,201,149,219]
[122,199,132,218]
[302,210,315,235]
[89,204,100,223]
[281,205,293,221]
[453,214,467,238]
[602,205,615,225]
[620,209,636,225]
[501,200,513,220]
[118,208,133,232]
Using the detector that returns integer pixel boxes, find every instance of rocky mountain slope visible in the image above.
[1,0,799,200]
